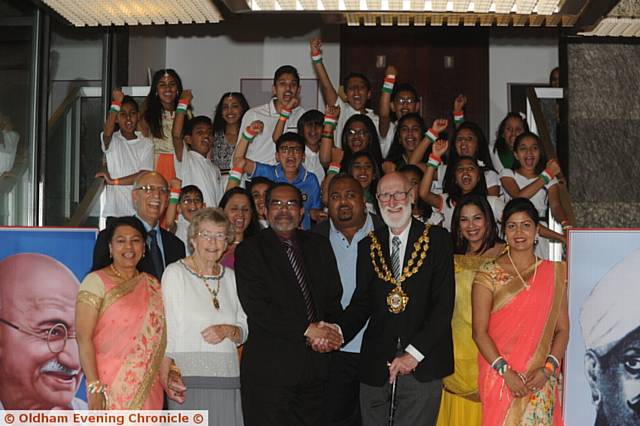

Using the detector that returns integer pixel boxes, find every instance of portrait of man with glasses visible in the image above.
[0,253,87,410]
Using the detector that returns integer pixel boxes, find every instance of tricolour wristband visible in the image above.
[229,167,244,183]
[176,100,189,113]
[427,154,441,169]
[279,107,292,122]
[382,75,396,94]
[109,101,122,113]
[169,190,180,205]
[453,111,464,125]
[323,115,338,129]
[328,162,341,175]
[311,51,323,64]
[242,126,259,143]
[425,128,439,143]
[539,168,554,185]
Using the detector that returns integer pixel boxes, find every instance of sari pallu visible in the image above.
[79,271,166,410]
[475,260,566,426]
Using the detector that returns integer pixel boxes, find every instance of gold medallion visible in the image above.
[387,286,409,314]
[213,296,220,310]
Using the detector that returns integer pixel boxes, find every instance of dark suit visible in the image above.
[235,228,343,426]
[338,219,455,425]
[91,218,186,279]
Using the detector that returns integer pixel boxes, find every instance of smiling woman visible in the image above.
[76,216,173,410]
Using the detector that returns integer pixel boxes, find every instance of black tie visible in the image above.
[283,239,318,323]
[148,229,164,278]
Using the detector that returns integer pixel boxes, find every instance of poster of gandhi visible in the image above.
[565,229,640,426]
[0,227,97,410]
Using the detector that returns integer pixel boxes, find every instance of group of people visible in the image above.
[74,37,573,426]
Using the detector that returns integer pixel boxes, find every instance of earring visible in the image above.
[109,251,113,259]
[534,236,539,246]
[593,388,601,406]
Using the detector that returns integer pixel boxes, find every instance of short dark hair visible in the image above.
[327,173,364,196]
[179,185,203,203]
[297,109,324,135]
[451,194,503,255]
[275,132,305,151]
[248,176,275,192]
[185,115,213,135]
[391,83,419,101]
[511,131,547,175]
[273,65,300,86]
[344,72,371,92]
[265,183,303,210]
[121,95,139,111]
[502,197,540,229]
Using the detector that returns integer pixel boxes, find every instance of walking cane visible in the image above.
[388,337,403,426]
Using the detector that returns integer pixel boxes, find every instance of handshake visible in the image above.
[304,321,343,353]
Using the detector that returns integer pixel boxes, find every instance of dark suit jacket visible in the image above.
[91,220,186,280]
[312,213,384,238]
[235,228,344,386]
[337,218,455,386]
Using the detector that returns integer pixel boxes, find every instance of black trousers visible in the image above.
[242,351,327,426]
[326,351,362,426]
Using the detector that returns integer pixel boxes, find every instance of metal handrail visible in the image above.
[527,87,577,227]
[67,178,104,226]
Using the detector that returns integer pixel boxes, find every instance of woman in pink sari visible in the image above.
[76,217,183,409]
[472,198,569,425]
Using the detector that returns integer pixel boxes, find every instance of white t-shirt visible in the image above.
[304,146,325,183]
[489,143,506,175]
[436,194,505,231]
[101,130,154,217]
[334,98,392,158]
[0,130,19,174]
[237,99,305,166]
[175,143,224,208]
[175,214,190,250]
[500,169,557,218]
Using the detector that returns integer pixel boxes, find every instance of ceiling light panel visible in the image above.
[43,0,223,25]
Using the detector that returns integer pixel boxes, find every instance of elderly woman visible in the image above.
[472,198,569,425]
[76,216,177,409]
[162,208,248,426]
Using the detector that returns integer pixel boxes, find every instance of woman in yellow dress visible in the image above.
[437,194,505,426]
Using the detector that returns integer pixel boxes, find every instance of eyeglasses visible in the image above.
[347,129,368,138]
[196,231,228,242]
[182,197,203,205]
[269,199,300,210]
[376,191,410,202]
[0,318,75,354]
[279,145,304,154]
[397,97,417,105]
[135,185,170,195]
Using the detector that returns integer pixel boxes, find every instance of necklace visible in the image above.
[191,256,223,310]
[369,225,431,314]
[506,248,538,290]
[110,263,139,281]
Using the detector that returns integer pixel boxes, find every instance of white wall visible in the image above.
[489,33,558,138]
[163,16,340,116]
[129,27,167,86]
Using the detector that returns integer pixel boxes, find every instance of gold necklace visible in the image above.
[110,263,139,282]
[369,225,431,314]
[506,248,538,290]
[191,256,223,310]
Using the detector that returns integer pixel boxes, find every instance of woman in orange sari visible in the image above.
[76,217,182,409]
[472,198,569,426]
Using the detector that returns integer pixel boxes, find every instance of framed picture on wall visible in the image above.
[240,78,319,111]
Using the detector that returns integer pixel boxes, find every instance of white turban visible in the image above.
[579,249,640,355]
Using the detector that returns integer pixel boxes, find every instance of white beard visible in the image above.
[380,203,412,230]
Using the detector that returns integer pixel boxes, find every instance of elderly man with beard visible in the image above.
[333,172,455,426]
[235,182,344,426]
[313,174,383,426]
[581,249,640,426]
[0,253,86,410]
